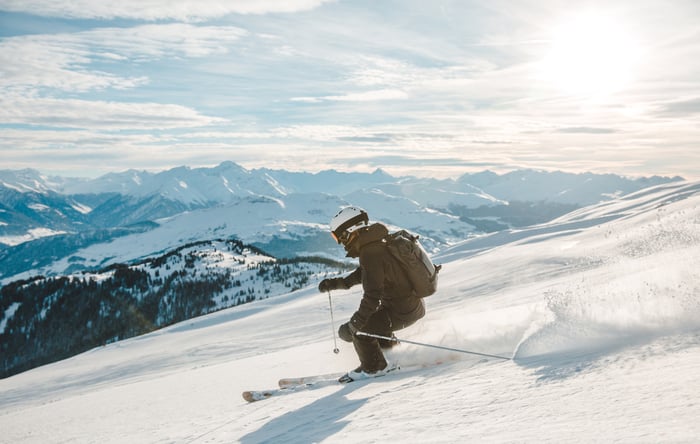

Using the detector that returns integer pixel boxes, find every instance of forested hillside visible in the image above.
[0,239,350,378]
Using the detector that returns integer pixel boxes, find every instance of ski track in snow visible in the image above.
[1,181,700,443]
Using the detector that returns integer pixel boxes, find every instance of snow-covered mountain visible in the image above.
[1,180,698,443]
[60,162,288,205]
[0,163,681,283]
[455,169,681,205]
[2,190,470,284]
[0,238,352,378]
[3,162,679,207]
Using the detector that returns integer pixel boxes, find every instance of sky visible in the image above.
[0,0,699,179]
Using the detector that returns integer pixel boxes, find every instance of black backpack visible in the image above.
[385,230,441,298]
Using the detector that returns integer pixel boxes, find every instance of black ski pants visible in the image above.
[353,305,423,372]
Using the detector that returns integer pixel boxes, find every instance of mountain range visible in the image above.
[0,162,690,379]
[0,162,681,283]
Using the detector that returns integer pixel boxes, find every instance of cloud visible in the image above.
[556,127,619,134]
[336,135,395,143]
[0,24,247,92]
[0,0,334,21]
[350,154,505,169]
[656,98,700,116]
[291,89,408,103]
[87,23,248,58]
[0,94,226,129]
[0,37,146,93]
[0,128,166,146]
[268,125,364,141]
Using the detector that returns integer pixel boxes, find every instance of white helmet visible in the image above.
[330,206,369,244]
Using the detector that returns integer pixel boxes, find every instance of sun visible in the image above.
[539,12,641,97]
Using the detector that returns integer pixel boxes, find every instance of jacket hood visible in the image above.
[344,222,388,257]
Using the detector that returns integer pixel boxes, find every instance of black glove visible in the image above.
[318,277,347,293]
[338,321,357,342]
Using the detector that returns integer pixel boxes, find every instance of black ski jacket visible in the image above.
[341,223,425,330]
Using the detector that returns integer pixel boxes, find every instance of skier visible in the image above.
[318,206,426,382]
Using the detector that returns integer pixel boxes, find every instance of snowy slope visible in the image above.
[1,181,699,443]
[9,191,474,282]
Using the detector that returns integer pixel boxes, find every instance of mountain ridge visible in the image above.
[0,163,683,282]
[1,162,682,204]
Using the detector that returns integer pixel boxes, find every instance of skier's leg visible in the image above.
[361,308,395,349]
[352,309,391,372]
[350,299,426,373]
[384,298,426,337]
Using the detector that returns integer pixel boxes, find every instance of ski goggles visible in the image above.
[331,230,350,244]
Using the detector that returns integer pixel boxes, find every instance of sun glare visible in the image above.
[540,12,641,98]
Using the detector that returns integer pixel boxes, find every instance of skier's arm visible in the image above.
[350,250,384,330]
[318,267,361,293]
[343,267,362,288]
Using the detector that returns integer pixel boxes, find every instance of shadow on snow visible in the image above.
[240,383,368,444]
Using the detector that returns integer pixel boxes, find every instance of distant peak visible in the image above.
[217,160,242,168]
[214,161,249,174]
[371,168,391,177]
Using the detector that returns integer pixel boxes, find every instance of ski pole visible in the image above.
[327,291,340,354]
[356,331,512,361]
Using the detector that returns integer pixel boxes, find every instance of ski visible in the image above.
[279,364,403,388]
[242,389,274,402]
[244,367,399,402]
[242,377,342,403]
[278,372,346,389]
[243,359,459,403]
